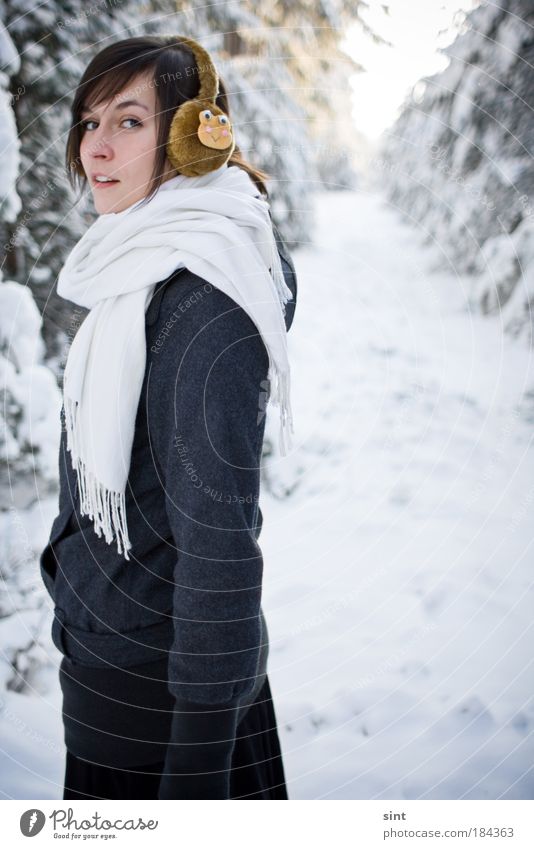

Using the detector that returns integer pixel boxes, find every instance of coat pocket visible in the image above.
[39,507,74,600]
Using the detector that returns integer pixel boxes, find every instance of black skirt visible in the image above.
[62,675,288,800]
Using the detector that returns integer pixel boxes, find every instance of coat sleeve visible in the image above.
[146,277,270,799]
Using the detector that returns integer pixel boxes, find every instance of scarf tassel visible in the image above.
[270,365,295,457]
[269,236,294,314]
[267,230,295,456]
[63,396,133,560]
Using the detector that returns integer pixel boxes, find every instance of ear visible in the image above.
[166,100,235,177]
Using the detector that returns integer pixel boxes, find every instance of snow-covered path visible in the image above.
[261,188,534,799]
[1,187,533,800]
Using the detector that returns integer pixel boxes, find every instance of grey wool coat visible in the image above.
[39,219,297,797]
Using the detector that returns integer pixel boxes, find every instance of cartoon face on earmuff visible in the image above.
[197,107,233,150]
[165,35,237,176]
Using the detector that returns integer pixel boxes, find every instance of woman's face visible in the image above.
[79,70,177,214]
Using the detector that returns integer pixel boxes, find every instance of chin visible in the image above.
[92,194,122,214]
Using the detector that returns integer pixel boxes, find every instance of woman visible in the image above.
[39,35,297,800]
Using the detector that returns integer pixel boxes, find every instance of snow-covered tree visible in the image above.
[375,0,534,344]
[142,0,367,243]
[259,0,372,195]
[1,0,144,359]
[0,16,21,224]
[2,0,369,315]
[0,15,62,687]
[0,14,61,510]
[0,281,62,493]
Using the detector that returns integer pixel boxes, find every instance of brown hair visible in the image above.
[65,35,271,207]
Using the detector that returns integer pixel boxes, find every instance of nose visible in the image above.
[86,126,114,159]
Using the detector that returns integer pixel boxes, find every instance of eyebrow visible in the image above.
[81,99,150,116]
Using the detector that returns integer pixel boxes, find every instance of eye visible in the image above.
[218,115,228,125]
[202,109,213,120]
[81,117,142,131]
[121,117,142,129]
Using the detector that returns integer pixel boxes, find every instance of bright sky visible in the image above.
[343,0,480,142]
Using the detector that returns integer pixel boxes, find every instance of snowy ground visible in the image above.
[262,188,534,800]
[1,187,533,799]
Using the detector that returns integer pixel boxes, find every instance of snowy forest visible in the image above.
[1,0,533,802]
[376,0,534,344]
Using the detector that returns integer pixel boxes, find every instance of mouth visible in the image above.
[91,176,120,189]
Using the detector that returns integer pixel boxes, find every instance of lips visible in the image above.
[91,175,120,188]
[92,181,120,190]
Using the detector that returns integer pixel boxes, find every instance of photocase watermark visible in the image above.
[465,404,522,508]
[148,279,269,499]
[0,696,64,756]
[20,809,46,836]
[11,83,25,103]
[500,480,534,539]
[59,306,85,369]
[98,60,217,115]
[20,805,158,837]
[516,193,534,226]
[6,504,34,570]
[4,177,63,253]
[287,565,390,638]
[273,141,342,160]
[369,154,401,176]
[288,592,359,638]
[150,283,213,353]
[352,621,438,690]
[428,143,496,211]
[382,381,427,453]
[158,61,215,84]
[172,433,260,504]
[56,0,124,29]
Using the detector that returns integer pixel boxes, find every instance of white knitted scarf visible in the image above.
[56,163,294,560]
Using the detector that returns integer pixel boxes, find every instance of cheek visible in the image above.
[79,135,88,160]
[134,130,159,169]
[79,138,93,175]
[78,127,158,173]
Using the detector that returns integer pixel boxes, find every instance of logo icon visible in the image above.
[20,809,45,837]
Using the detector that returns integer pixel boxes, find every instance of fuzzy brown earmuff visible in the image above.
[165,35,235,177]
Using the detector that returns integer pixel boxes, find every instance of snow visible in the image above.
[0,20,20,75]
[0,281,44,370]
[0,280,62,481]
[1,187,533,800]
[261,188,534,800]
[0,21,21,225]
[378,0,534,339]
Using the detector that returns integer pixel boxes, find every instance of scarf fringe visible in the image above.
[270,365,295,457]
[268,227,294,313]
[63,395,133,560]
[267,225,295,455]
